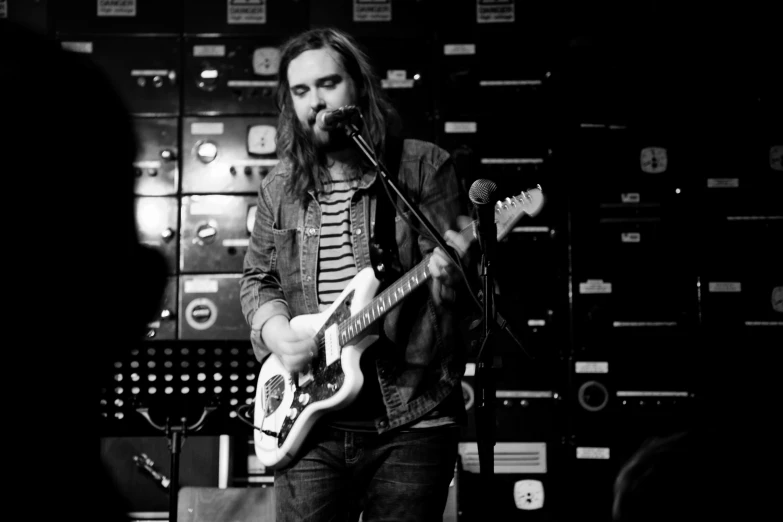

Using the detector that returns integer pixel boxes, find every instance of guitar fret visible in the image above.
[337,257,436,345]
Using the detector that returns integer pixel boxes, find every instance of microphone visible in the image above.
[469,178,499,260]
[316,105,361,130]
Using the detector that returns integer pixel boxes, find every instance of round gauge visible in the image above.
[578,380,609,412]
[640,146,668,173]
[513,479,545,510]
[252,47,281,76]
[247,125,277,156]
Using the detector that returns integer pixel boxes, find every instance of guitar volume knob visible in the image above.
[298,393,310,405]
[288,408,299,419]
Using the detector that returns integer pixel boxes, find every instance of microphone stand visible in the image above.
[339,118,528,359]
[136,405,216,522]
[342,120,504,490]
[474,228,498,496]
[340,121,460,268]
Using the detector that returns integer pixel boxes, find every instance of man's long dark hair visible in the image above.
[275,28,400,198]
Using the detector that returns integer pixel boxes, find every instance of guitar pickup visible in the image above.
[324,323,341,367]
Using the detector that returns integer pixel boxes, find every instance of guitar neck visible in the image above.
[333,186,544,345]
[336,224,477,345]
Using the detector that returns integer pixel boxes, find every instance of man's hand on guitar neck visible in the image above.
[256,314,318,373]
[429,215,472,306]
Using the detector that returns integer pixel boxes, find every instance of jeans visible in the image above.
[274,425,460,521]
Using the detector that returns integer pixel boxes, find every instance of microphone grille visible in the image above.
[468,178,498,205]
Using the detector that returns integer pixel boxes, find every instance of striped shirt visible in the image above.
[317,179,360,311]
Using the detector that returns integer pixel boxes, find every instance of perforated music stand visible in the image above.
[99,340,261,522]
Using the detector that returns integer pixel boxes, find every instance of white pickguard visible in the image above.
[252,268,380,468]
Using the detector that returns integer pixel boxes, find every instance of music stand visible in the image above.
[99,340,261,522]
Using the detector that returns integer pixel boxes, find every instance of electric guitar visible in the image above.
[253,186,545,468]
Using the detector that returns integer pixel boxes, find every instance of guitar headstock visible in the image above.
[494,185,545,241]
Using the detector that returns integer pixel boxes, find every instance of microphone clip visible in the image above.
[316,105,362,131]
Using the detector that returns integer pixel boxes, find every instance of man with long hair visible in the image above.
[240,27,472,520]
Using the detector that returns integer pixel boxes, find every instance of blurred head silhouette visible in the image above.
[2,18,166,522]
[2,19,166,349]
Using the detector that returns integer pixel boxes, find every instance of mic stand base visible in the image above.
[136,406,216,522]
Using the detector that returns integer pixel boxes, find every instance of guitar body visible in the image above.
[253,267,381,469]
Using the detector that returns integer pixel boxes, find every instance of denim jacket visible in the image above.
[240,139,469,433]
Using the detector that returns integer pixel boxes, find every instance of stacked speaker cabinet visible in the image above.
[131,123,181,342]
[132,118,180,196]
[430,3,568,520]
[135,195,180,340]
[182,38,282,117]
[180,116,279,194]
[58,35,181,115]
[176,0,310,346]
[180,194,257,274]
[563,46,700,516]
[55,0,185,348]
[693,94,783,433]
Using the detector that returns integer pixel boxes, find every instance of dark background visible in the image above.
[6,0,780,520]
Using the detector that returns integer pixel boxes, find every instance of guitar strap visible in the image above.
[370,135,405,289]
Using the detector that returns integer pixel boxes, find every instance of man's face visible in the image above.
[287,47,358,149]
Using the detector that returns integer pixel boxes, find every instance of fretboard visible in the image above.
[337,257,431,346]
[336,223,477,346]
